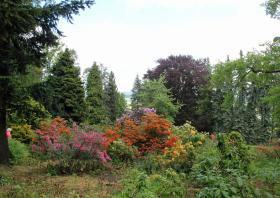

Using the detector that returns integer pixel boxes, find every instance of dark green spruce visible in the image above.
[85,62,108,124]
[48,49,86,123]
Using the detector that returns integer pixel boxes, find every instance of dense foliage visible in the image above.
[210,43,280,143]
[47,49,86,123]
[105,110,175,155]
[105,72,121,123]
[144,55,210,129]
[85,62,108,124]
[136,77,181,122]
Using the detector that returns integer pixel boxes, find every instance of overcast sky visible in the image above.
[58,0,280,92]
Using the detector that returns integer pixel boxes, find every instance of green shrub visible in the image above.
[217,131,251,172]
[46,159,107,175]
[196,169,260,198]
[11,124,35,144]
[137,154,162,174]
[192,140,220,176]
[9,139,30,165]
[115,168,186,198]
[8,97,51,128]
[0,175,12,186]
[108,139,138,163]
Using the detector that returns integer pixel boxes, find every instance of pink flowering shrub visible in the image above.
[71,124,111,162]
[32,118,111,164]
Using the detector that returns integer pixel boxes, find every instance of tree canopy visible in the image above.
[138,77,181,122]
[144,55,210,129]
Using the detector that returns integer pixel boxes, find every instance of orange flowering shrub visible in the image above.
[38,117,71,136]
[105,112,175,155]
[119,117,145,146]
[104,129,120,148]
[142,113,172,136]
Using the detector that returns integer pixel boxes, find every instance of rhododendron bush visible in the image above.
[105,109,176,155]
[32,117,110,163]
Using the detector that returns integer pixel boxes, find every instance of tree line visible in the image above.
[130,43,280,144]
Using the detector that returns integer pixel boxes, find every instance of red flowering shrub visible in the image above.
[32,117,110,163]
[105,112,175,155]
[118,117,144,146]
[32,117,71,154]
[104,129,120,147]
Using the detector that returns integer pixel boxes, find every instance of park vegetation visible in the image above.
[0,0,280,197]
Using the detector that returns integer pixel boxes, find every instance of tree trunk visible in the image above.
[0,78,10,164]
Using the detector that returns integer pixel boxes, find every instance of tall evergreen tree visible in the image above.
[138,77,181,122]
[131,74,142,110]
[105,72,118,123]
[116,92,127,118]
[85,62,107,124]
[0,0,93,164]
[48,48,86,123]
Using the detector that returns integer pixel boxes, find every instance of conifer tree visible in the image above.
[138,77,181,122]
[85,62,107,124]
[104,71,118,122]
[131,74,142,110]
[48,48,86,123]
[116,92,127,118]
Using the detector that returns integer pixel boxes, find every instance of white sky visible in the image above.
[59,0,280,92]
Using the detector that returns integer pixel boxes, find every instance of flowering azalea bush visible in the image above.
[32,117,111,174]
[32,117,71,155]
[173,121,206,146]
[159,139,195,173]
[105,110,175,157]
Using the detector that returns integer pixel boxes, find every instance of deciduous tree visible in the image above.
[144,55,210,128]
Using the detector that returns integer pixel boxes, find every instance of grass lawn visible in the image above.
[0,164,123,198]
